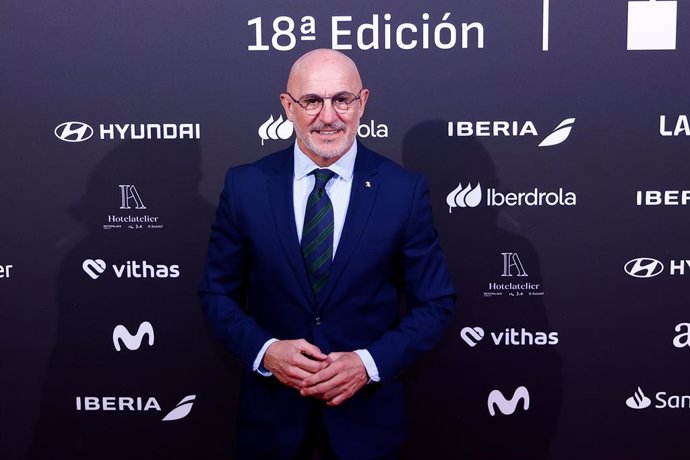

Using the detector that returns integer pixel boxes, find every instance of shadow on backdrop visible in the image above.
[29,140,239,459]
[400,121,563,460]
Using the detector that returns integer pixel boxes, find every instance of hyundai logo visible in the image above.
[54,121,94,142]
[624,258,664,278]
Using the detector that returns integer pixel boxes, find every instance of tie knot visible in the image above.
[312,169,336,190]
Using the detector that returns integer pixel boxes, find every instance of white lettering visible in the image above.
[674,323,690,348]
[332,16,353,50]
[100,124,115,139]
[675,115,690,136]
[357,14,379,50]
[0,265,12,278]
[670,260,686,275]
[113,264,126,278]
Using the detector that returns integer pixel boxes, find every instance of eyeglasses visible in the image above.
[285,90,363,115]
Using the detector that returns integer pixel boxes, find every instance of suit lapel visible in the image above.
[318,146,379,307]
[267,150,315,307]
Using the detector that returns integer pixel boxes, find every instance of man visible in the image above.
[200,49,455,460]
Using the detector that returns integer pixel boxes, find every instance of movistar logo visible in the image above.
[487,386,530,416]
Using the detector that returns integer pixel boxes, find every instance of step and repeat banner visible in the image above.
[2,1,690,459]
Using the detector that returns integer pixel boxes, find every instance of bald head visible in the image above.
[286,49,363,94]
[280,49,369,167]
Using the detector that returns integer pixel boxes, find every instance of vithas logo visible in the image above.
[461,326,558,347]
[487,386,530,416]
[460,327,485,347]
[113,321,155,351]
[82,259,107,279]
[82,259,180,279]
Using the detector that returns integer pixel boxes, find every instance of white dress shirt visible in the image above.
[252,142,380,382]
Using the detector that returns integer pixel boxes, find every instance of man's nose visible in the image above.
[318,99,338,123]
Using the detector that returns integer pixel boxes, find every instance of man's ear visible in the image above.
[279,93,293,121]
[357,89,370,117]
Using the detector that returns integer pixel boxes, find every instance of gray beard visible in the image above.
[296,122,356,159]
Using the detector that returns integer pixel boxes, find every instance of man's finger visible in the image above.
[301,370,344,397]
[284,366,313,381]
[326,392,349,407]
[297,340,329,361]
[294,353,331,374]
[302,361,341,387]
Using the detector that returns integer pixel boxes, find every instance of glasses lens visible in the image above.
[298,95,323,112]
[332,92,357,112]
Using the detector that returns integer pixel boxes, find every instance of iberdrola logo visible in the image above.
[446,183,482,212]
[258,115,293,145]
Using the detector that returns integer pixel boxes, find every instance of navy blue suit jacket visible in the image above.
[200,143,455,459]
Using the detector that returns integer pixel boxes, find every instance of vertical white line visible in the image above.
[543,0,550,51]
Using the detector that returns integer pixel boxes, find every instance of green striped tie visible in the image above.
[302,169,336,296]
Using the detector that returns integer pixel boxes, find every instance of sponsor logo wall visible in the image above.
[4,0,690,459]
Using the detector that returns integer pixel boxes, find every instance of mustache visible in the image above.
[310,122,347,132]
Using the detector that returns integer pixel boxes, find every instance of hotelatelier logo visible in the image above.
[55,121,201,142]
[624,257,690,278]
[446,183,576,213]
[626,387,690,410]
[82,259,180,279]
[484,253,544,298]
[447,118,575,147]
[488,386,530,416]
[460,326,558,347]
[75,394,196,421]
[113,321,155,351]
[104,185,163,231]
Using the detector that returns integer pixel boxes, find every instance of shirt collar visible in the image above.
[293,141,357,182]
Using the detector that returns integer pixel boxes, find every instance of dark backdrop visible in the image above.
[2,1,690,459]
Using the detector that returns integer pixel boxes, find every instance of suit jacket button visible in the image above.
[314,317,322,326]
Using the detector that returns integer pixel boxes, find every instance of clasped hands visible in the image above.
[263,339,368,407]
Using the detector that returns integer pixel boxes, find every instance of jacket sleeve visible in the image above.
[366,174,456,381]
[198,168,273,369]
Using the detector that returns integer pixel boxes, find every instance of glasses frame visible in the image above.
[284,89,363,115]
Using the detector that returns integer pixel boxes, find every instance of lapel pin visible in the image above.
[365,180,371,188]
